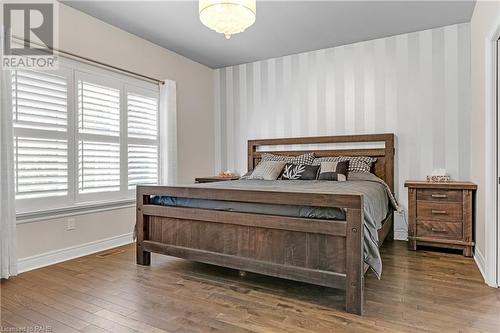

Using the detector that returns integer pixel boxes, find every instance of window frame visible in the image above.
[75,70,124,203]
[14,57,160,217]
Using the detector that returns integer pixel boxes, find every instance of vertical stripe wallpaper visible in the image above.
[214,23,471,239]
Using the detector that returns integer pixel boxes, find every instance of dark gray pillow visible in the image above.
[281,163,320,180]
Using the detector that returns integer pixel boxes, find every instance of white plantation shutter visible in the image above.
[14,137,68,199]
[128,144,158,189]
[12,70,67,132]
[127,90,159,189]
[12,69,69,201]
[78,81,120,136]
[128,93,158,140]
[77,76,122,196]
[79,141,120,193]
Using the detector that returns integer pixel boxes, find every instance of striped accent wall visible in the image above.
[214,23,471,239]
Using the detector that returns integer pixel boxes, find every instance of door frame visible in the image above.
[485,19,500,288]
[497,38,500,288]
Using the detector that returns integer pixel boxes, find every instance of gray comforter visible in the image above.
[151,172,398,278]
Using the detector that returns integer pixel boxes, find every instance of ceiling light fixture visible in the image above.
[199,0,256,39]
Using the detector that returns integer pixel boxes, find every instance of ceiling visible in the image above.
[63,1,476,69]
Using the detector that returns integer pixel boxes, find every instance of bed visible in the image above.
[136,133,395,315]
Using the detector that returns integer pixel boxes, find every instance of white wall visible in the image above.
[17,208,135,271]
[17,4,215,263]
[214,23,471,240]
[470,0,500,286]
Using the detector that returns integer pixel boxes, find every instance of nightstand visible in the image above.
[404,181,477,257]
[195,176,240,183]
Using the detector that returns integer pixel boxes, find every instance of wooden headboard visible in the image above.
[247,133,395,192]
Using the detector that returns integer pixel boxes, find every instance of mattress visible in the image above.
[150,192,349,221]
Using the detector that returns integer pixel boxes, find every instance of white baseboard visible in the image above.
[394,229,408,241]
[17,232,134,274]
[473,248,495,287]
[473,248,498,287]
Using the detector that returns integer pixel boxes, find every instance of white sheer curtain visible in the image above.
[159,80,177,185]
[0,68,17,279]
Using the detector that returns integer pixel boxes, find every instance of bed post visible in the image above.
[383,134,395,193]
[345,200,364,315]
[136,187,151,266]
[248,140,257,171]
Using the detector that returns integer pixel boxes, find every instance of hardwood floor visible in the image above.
[1,241,499,333]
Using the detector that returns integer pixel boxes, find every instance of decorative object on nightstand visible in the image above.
[426,168,451,182]
[404,180,477,257]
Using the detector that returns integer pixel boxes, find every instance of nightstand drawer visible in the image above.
[417,201,462,221]
[417,220,463,240]
[417,189,462,202]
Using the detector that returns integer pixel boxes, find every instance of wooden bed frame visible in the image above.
[136,133,395,315]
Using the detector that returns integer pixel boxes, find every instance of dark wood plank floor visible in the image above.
[1,241,499,333]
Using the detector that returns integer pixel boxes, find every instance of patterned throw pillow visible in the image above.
[247,161,286,180]
[281,163,320,180]
[261,152,315,165]
[318,161,349,181]
[313,156,376,173]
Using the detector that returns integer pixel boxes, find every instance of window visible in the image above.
[12,60,159,214]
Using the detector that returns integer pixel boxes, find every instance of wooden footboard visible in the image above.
[136,185,365,315]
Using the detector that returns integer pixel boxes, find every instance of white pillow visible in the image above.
[247,161,286,180]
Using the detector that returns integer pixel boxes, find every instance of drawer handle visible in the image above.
[431,194,448,198]
[431,210,447,214]
[431,228,448,233]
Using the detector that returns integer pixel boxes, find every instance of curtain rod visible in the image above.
[10,36,165,85]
